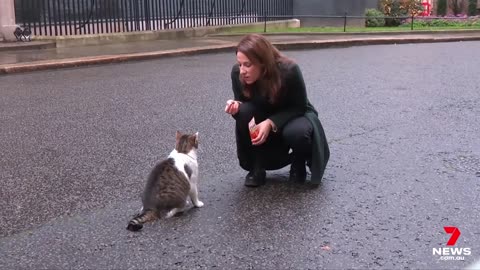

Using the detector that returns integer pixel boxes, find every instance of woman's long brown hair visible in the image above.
[236,34,290,104]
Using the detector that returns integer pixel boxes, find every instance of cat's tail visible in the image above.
[127,209,158,231]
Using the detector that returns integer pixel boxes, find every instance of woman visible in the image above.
[224,34,329,187]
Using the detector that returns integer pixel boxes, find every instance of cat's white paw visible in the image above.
[166,209,177,218]
[194,201,204,208]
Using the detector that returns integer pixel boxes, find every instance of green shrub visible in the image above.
[437,0,447,16]
[401,0,425,16]
[405,17,480,28]
[379,0,408,26]
[468,0,478,16]
[365,9,386,27]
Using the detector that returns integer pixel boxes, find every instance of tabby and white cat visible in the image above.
[127,131,204,231]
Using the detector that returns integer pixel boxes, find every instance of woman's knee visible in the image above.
[282,117,313,148]
[236,102,257,124]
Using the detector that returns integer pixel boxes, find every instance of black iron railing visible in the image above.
[14,0,293,36]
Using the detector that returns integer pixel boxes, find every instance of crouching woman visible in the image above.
[224,34,330,187]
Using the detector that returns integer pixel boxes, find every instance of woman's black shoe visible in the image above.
[244,169,266,187]
[289,164,307,183]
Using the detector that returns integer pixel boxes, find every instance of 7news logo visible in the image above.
[433,227,472,261]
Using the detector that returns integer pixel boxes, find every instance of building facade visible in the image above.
[293,0,378,27]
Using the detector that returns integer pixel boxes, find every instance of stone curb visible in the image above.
[209,29,480,37]
[273,36,480,50]
[1,36,480,75]
[0,41,56,52]
[0,44,236,74]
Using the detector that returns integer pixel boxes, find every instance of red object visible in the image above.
[248,117,258,140]
[444,226,461,246]
[420,2,431,16]
[250,128,259,140]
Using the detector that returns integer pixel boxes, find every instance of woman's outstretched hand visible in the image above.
[225,100,241,115]
[251,119,274,146]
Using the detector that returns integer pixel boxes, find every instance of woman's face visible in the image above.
[237,51,262,85]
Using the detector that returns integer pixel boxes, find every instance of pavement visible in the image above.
[1,30,480,74]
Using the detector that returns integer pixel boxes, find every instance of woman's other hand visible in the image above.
[225,100,241,115]
[251,119,274,146]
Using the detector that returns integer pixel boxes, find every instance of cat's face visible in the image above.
[175,131,199,154]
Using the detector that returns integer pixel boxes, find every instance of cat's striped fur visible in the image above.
[127,131,203,231]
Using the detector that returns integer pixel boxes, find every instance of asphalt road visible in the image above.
[0,41,479,269]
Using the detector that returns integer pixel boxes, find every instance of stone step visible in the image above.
[0,41,56,52]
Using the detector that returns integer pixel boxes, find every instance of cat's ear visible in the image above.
[176,131,182,142]
[194,132,199,146]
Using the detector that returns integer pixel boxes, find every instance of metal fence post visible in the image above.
[411,14,414,30]
[264,11,267,33]
[145,0,151,31]
[343,11,347,32]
